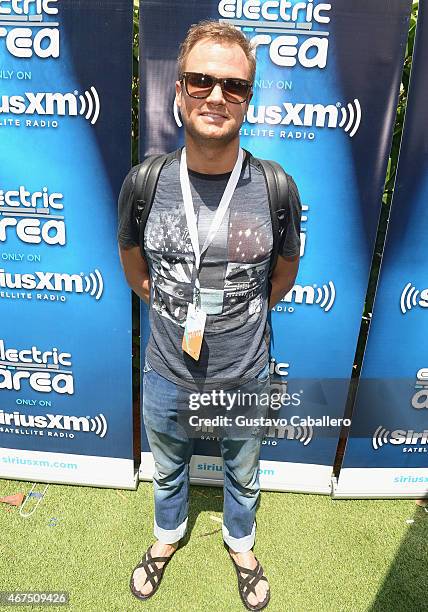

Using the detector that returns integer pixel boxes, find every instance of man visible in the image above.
[118,20,301,610]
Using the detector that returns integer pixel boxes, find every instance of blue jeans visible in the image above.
[142,360,270,553]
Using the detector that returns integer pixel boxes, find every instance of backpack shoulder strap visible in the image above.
[249,154,289,276]
[133,150,177,253]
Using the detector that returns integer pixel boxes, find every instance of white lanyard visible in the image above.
[180,146,244,306]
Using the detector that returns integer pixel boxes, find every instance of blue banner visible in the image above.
[335,1,428,498]
[0,0,135,488]
[139,0,412,493]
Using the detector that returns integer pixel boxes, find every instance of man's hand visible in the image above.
[269,254,299,309]
[119,245,151,304]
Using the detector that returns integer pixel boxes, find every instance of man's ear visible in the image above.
[175,80,182,110]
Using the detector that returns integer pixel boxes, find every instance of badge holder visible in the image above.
[182,286,206,361]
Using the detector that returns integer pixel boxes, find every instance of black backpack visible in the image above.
[133,148,289,277]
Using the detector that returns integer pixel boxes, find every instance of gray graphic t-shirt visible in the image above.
[118,151,301,391]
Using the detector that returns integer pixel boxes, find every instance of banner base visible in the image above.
[0,447,138,490]
[332,469,428,499]
[140,452,332,494]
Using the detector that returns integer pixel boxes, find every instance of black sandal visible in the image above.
[130,544,176,601]
[225,543,270,611]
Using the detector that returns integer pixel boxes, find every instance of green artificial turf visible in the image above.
[0,478,427,612]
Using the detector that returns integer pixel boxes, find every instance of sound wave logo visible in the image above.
[315,282,335,312]
[83,269,104,300]
[0,88,101,125]
[77,87,100,125]
[338,99,361,138]
[89,414,108,438]
[400,283,428,314]
[401,283,419,313]
[0,268,104,300]
[294,425,313,446]
[372,426,390,450]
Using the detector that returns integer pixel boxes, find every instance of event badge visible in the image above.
[182,303,207,361]
[179,146,243,361]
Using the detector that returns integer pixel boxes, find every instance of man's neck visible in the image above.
[184,137,240,174]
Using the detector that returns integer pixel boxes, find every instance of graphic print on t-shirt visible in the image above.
[145,163,272,330]
[145,209,194,325]
[224,260,267,318]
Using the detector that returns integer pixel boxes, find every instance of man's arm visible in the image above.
[119,245,151,304]
[269,253,299,309]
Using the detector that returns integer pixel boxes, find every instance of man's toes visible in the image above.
[256,579,269,602]
[244,581,268,607]
[132,567,146,590]
[132,567,152,595]
[246,592,257,607]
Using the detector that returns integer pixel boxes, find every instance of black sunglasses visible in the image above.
[180,72,252,104]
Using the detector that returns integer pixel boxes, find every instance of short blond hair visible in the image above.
[178,20,256,82]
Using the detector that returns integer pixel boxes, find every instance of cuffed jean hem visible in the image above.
[222,521,256,553]
[154,516,188,544]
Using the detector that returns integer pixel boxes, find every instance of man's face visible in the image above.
[175,39,252,146]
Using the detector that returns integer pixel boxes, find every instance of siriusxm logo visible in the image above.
[0,409,107,437]
[412,369,428,410]
[174,99,361,138]
[273,281,336,313]
[372,426,428,451]
[400,283,428,314]
[0,87,100,125]
[0,339,74,394]
[218,0,332,69]
[0,268,104,300]
[0,0,60,59]
[245,100,362,137]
